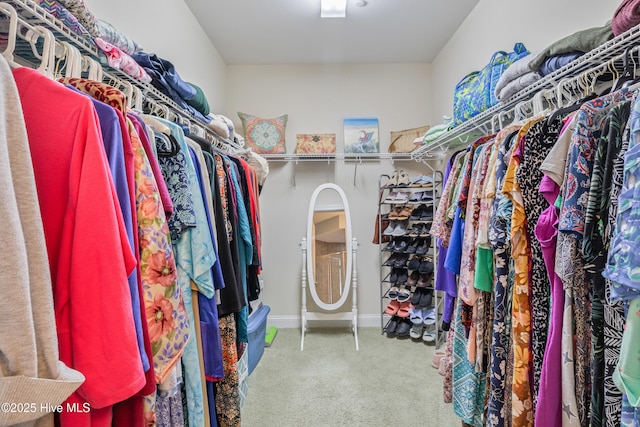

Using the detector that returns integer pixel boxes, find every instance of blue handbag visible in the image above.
[452,43,530,127]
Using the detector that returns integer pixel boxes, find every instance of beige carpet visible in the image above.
[241,327,460,426]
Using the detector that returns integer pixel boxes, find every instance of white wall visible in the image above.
[429,0,621,124]
[83,0,228,113]
[226,64,436,325]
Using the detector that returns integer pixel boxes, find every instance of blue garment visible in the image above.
[131,52,211,124]
[538,51,583,76]
[68,86,148,373]
[435,155,458,324]
[445,206,464,275]
[155,118,216,427]
[189,145,224,381]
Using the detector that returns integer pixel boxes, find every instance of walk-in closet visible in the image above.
[2,0,638,426]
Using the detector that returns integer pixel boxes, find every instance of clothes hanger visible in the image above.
[611,47,635,92]
[0,3,21,68]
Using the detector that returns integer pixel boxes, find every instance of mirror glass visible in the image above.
[307,184,352,311]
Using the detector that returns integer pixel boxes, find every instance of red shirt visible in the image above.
[13,68,145,426]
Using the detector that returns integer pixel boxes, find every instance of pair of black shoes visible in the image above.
[389,267,408,285]
[386,316,412,337]
[409,204,435,221]
[383,253,409,268]
[383,237,411,253]
[407,256,434,274]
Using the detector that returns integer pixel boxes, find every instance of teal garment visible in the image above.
[224,157,253,343]
[186,82,211,117]
[452,297,487,427]
[615,297,640,407]
[155,118,216,427]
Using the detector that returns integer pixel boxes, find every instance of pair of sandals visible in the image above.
[409,324,436,342]
[408,175,434,187]
[409,191,434,203]
[408,223,430,238]
[385,300,412,317]
[384,191,410,203]
[386,316,412,337]
[388,205,413,220]
[388,281,411,300]
[387,170,410,187]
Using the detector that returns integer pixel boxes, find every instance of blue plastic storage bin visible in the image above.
[247,304,270,375]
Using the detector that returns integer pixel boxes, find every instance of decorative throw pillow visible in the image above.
[238,112,287,155]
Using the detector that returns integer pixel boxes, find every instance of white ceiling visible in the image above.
[184,0,479,65]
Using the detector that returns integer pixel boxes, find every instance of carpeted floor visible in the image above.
[241,327,460,426]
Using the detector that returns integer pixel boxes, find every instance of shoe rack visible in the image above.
[377,169,444,346]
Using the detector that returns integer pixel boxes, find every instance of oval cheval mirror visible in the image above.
[300,183,359,351]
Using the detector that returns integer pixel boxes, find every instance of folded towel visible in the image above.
[498,72,541,101]
[528,22,613,71]
[494,54,536,100]
[613,0,640,36]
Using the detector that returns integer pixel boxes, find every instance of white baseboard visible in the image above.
[267,314,381,329]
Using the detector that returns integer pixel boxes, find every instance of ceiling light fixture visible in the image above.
[321,0,347,18]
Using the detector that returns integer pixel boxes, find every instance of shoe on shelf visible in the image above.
[387,170,400,188]
[391,220,409,236]
[418,258,434,275]
[396,301,412,318]
[422,327,436,343]
[407,270,420,286]
[407,256,421,271]
[386,316,400,335]
[397,170,410,186]
[405,240,418,254]
[409,191,424,203]
[409,306,424,324]
[385,300,401,316]
[393,238,410,253]
[423,307,436,325]
[395,192,411,204]
[410,324,425,339]
[410,287,423,306]
[383,221,397,235]
[417,272,434,288]
[396,205,413,220]
[383,253,398,267]
[396,269,409,285]
[384,191,400,203]
[416,175,434,187]
[393,254,410,269]
[383,239,396,251]
[388,286,400,300]
[395,318,413,337]
[388,206,402,220]
[397,285,411,302]
[416,239,430,255]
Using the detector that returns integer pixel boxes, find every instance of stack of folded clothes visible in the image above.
[414,117,452,145]
[42,0,152,83]
[612,0,640,36]
[494,54,541,102]
[528,21,614,76]
[131,52,211,123]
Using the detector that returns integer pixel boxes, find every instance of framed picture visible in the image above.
[343,117,379,154]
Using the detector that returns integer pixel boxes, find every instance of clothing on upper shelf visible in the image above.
[433,85,640,427]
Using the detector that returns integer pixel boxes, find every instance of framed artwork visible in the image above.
[295,134,337,155]
[343,117,379,154]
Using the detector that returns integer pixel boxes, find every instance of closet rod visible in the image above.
[2,0,242,153]
[412,23,640,164]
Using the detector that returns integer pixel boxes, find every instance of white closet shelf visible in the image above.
[3,0,241,152]
[262,152,416,162]
[412,23,640,164]
[263,152,419,188]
